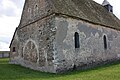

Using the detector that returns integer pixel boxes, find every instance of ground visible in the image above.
[0,58,120,80]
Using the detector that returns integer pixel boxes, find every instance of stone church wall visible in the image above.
[54,15,120,72]
[10,15,57,73]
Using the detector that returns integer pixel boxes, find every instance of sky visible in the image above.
[0,0,120,51]
[0,0,25,51]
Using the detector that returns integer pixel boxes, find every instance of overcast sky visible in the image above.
[0,0,120,51]
[0,0,25,51]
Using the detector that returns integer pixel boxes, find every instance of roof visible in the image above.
[9,27,18,48]
[50,0,120,30]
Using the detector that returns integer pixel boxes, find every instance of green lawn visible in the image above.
[0,58,120,80]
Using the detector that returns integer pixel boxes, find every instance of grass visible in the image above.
[0,58,120,80]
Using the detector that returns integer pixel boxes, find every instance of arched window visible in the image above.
[74,32,80,48]
[103,35,107,49]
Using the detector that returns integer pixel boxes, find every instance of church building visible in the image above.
[9,0,120,73]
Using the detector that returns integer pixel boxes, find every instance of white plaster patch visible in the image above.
[117,54,120,57]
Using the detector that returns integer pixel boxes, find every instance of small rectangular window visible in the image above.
[13,47,16,52]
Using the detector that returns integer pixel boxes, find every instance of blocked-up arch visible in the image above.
[23,39,39,63]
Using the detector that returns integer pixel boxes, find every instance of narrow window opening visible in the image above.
[74,32,80,48]
[103,35,107,49]
[21,47,24,57]
[13,47,16,52]
[34,4,38,17]
[28,8,32,19]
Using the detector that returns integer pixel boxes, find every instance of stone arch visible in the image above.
[23,39,39,63]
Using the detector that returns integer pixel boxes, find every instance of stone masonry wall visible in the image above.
[10,31,19,61]
[10,0,58,73]
[54,15,120,73]
[10,14,57,73]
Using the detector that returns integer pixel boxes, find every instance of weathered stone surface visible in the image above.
[54,15,120,72]
[19,0,54,28]
[10,14,56,73]
[23,41,38,63]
